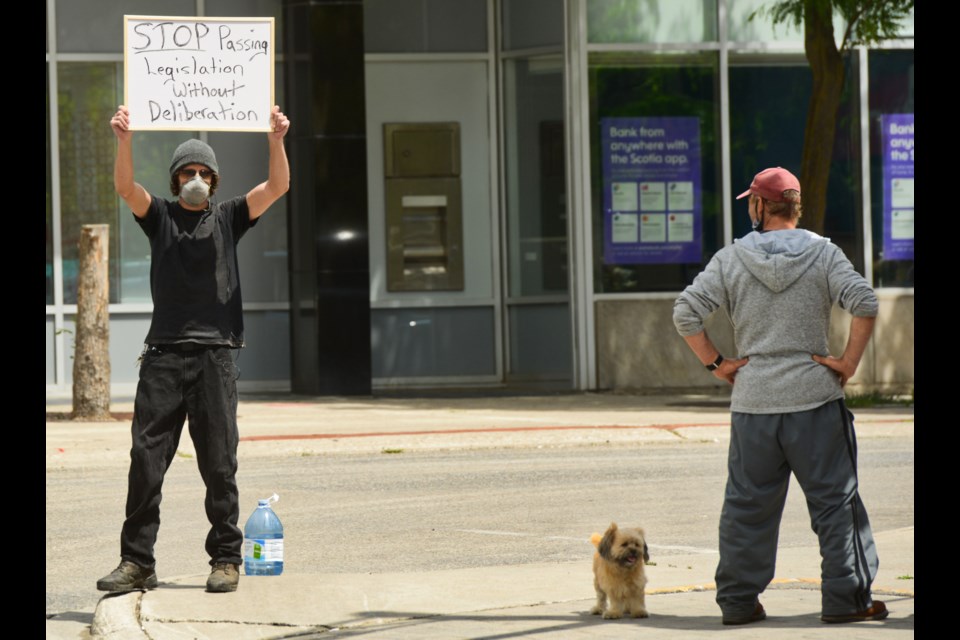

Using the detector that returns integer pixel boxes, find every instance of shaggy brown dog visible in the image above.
[590,522,649,619]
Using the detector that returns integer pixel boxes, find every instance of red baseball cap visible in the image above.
[736,167,801,202]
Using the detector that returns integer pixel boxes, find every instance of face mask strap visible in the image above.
[751,197,764,232]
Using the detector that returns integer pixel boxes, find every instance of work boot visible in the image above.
[206,562,240,593]
[96,561,158,592]
[722,601,766,626]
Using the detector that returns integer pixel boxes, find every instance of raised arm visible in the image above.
[246,105,291,221]
[110,106,152,218]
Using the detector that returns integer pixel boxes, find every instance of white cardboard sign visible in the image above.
[124,15,275,132]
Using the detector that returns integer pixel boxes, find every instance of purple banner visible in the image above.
[601,117,702,265]
[881,113,914,261]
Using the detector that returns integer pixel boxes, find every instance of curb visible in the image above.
[91,591,148,639]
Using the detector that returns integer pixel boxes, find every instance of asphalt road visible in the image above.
[45,437,913,617]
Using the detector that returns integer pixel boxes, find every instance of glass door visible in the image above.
[502,54,573,385]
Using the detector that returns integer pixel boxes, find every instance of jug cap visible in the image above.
[258,493,279,507]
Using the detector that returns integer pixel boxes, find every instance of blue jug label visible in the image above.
[244,538,284,561]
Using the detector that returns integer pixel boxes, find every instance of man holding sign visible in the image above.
[97,104,290,594]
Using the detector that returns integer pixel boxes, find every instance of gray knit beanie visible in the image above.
[169,139,219,177]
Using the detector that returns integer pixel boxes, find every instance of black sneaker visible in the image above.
[206,562,240,593]
[96,561,158,592]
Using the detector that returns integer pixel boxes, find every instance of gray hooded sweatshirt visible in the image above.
[673,229,878,414]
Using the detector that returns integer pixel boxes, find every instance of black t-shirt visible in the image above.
[136,195,258,346]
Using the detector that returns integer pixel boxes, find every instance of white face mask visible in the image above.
[180,175,210,206]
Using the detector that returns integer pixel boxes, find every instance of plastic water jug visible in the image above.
[243,493,284,576]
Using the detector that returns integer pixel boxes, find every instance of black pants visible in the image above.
[120,345,243,569]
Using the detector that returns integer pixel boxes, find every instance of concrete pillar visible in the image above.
[284,0,371,395]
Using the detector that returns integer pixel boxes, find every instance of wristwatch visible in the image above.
[705,354,724,371]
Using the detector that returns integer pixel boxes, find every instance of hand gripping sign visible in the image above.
[124,16,275,132]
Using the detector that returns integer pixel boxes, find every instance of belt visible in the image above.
[149,342,220,353]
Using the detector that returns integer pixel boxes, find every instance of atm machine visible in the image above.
[383,122,464,292]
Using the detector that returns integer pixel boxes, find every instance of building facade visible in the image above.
[46,0,914,396]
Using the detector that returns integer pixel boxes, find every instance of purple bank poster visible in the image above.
[601,117,702,265]
[881,114,914,261]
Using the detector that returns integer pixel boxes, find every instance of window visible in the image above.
[728,54,863,274]
[869,49,914,288]
[365,0,488,53]
[587,0,717,44]
[58,62,191,303]
[590,53,722,293]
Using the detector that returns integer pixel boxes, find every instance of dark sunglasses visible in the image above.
[179,168,214,179]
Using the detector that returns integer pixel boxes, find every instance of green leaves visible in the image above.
[753,0,913,50]
[840,0,914,48]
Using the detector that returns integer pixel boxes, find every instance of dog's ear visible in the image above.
[633,527,649,563]
[598,523,618,560]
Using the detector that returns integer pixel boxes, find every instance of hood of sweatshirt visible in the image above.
[732,229,829,293]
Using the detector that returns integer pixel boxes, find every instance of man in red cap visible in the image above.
[97,104,291,594]
[674,167,886,625]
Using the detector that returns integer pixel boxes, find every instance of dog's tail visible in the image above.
[590,533,602,548]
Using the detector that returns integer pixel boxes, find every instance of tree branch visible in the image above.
[840,0,876,52]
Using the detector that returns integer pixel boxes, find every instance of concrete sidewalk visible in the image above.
[45,392,915,639]
[76,527,915,639]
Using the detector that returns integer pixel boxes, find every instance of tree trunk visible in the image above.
[72,224,111,421]
[801,0,846,235]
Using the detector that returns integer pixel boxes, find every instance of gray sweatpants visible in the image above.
[716,399,879,618]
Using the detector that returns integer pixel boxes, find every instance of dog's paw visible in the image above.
[602,611,622,619]
[589,605,603,615]
[631,609,649,618]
